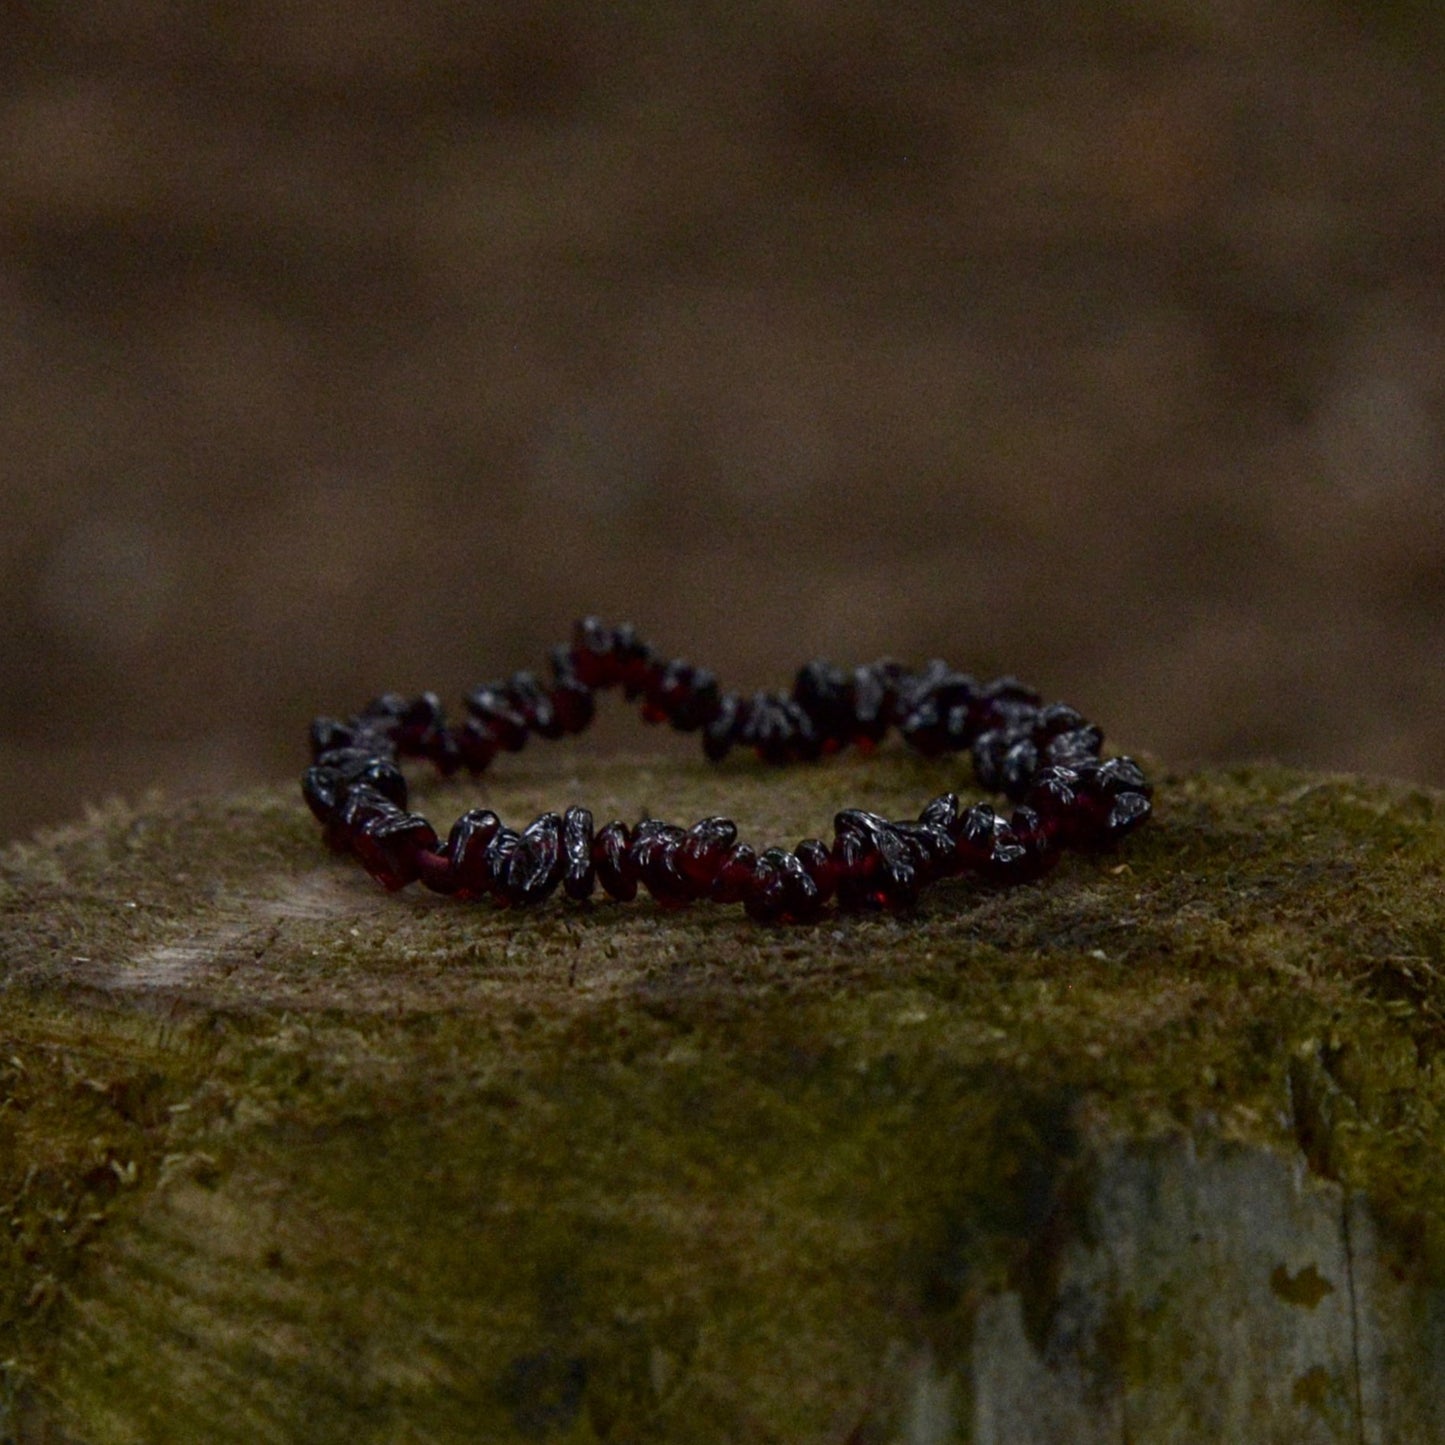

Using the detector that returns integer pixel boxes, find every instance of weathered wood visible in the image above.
[1,755,1442,1443]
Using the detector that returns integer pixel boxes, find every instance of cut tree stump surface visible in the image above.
[1,753,1443,1443]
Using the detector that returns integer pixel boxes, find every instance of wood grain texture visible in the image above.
[1,753,1442,1442]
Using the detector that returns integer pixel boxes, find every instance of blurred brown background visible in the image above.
[2,1,1443,843]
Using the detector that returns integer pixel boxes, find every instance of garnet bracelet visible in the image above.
[300,618,1152,924]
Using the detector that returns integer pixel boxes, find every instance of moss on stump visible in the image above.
[1,752,1443,1443]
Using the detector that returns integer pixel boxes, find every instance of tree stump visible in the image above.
[1,753,1442,1443]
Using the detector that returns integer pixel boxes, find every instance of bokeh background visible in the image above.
[3,1,1443,843]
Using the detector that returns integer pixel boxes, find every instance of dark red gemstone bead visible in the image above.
[982,816,1030,880]
[309,717,354,759]
[593,820,637,901]
[504,813,566,905]
[627,822,693,905]
[744,693,801,764]
[1001,738,1041,799]
[570,616,619,687]
[465,685,529,751]
[794,839,836,902]
[551,681,595,735]
[547,643,577,679]
[620,658,656,703]
[792,660,853,745]
[889,820,956,883]
[354,810,439,891]
[347,791,400,831]
[1092,756,1152,798]
[1024,767,1081,844]
[981,676,1042,709]
[843,676,878,745]
[954,803,1000,872]
[395,691,444,742]
[1005,806,1058,879]
[431,734,463,775]
[329,784,396,853]
[703,693,745,761]
[645,659,690,713]
[1044,726,1104,770]
[830,829,871,909]
[709,842,757,903]
[876,857,919,911]
[302,765,342,822]
[394,692,462,774]
[677,816,738,887]
[611,625,655,699]
[314,748,408,808]
[1104,791,1151,840]
[456,719,499,772]
[930,669,980,714]
[900,700,949,758]
[744,850,789,923]
[482,826,522,902]
[832,810,917,909]
[342,720,393,756]
[941,703,975,753]
[920,792,960,832]
[970,730,1009,792]
[1035,702,1084,735]
[1063,758,1152,842]
[895,658,946,711]
[367,692,408,719]
[739,692,775,755]
[507,672,563,740]
[448,808,502,896]
[671,667,721,732]
[562,806,595,900]
[773,848,823,922]
[782,699,821,761]
[849,664,893,745]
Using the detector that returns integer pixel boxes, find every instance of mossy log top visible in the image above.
[1,751,1443,1443]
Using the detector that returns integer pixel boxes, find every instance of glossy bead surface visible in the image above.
[562,806,595,900]
[743,849,789,923]
[702,693,744,762]
[303,619,1152,921]
[448,809,502,897]
[593,821,637,901]
[456,720,499,772]
[629,822,692,905]
[354,810,439,891]
[482,826,522,902]
[710,843,758,904]
[465,686,528,752]
[678,817,738,887]
[794,838,836,902]
[773,848,823,922]
[920,792,960,832]
[832,810,918,910]
[505,813,566,905]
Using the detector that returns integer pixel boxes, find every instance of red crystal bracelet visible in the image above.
[301,618,1152,924]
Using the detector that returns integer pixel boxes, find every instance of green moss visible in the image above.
[0,999,217,1394]
[1,754,1443,1440]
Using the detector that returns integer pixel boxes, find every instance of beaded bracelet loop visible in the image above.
[301,618,1152,924]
